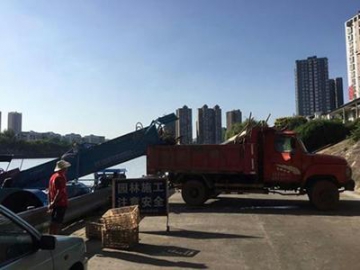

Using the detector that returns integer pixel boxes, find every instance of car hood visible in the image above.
[311,153,347,165]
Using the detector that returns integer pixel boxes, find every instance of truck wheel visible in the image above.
[181,180,208,206]
[310,180,339,211]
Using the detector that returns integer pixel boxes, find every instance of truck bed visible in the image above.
[147,144,256,175]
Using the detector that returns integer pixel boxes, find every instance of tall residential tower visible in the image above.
[176,105,193,144]
[196,105,222,144]
[345,11,360,100]
[226,110,242,131]
[328,78,344,110]
[8,112,22,135]
[295,56,330,116]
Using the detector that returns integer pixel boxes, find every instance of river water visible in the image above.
[2,156,147,186]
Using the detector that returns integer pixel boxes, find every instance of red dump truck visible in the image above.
[147,126,355,210]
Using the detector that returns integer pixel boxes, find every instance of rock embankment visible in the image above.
[319,139,360,192]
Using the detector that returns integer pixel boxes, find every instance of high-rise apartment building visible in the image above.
[176,105,192,144]
[328,78,344,110]
[214,105,222,144]
[295,56,331,116]
[345,11,360,100]
[226,110,242,131]
[196,105,222,144]
[8,112,22,135]
[197,105,213,144]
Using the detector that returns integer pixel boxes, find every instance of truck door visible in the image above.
[264,134,302,184]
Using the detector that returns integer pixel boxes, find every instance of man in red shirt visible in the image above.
[48,160,71,235]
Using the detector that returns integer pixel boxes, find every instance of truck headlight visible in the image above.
[346,166,352,178]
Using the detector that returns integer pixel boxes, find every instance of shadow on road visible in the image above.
[142,228,260,240]
[170,196,360,217]
[130,242,200,257]
[85,240,207,269]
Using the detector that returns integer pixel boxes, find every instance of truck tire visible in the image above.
[310,180,339,211]
[181,180,208,206]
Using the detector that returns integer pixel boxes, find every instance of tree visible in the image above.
[0,131,71,158]
[225,118,263,140]
[0,129,16,142]
[225,122,246,140]
[274,116,308,131]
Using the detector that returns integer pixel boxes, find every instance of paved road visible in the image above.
[69,191,360,270]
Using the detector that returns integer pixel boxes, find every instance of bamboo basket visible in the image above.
[85,220,103,240]
[101,205,140,228]
[101,205,140,249]
[101,227,139,249]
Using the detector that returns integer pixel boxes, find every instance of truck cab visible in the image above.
[261,129,354,210]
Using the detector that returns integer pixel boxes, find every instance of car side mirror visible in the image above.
[40,235,56,250]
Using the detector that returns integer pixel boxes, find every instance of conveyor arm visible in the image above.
[10,113,177,189]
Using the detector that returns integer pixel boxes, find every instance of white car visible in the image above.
[0,205,87,270]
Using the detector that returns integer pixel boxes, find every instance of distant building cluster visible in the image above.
[165,105,242,145]
[295,10,360,122]
[0,111,105,144]
[1,108,243,146]
[295,56,343,116]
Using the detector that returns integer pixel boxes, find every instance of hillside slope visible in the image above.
[318,139,360,192]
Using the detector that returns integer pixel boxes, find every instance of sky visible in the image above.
[0,0,358,139]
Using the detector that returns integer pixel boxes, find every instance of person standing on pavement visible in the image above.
[48,160,71,235]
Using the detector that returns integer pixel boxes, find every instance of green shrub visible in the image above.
[351,123,360,142]
[295,120,348,152]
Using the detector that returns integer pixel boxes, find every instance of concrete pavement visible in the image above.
[68,191,360,270]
